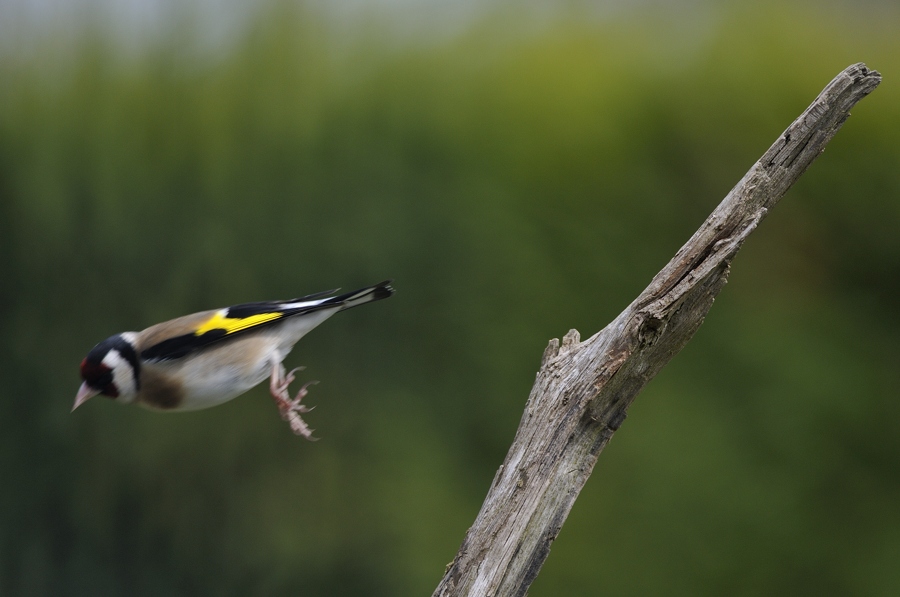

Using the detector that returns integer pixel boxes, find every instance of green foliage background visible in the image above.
[1,2,899,595]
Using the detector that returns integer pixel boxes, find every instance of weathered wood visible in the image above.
[433,63,881,597]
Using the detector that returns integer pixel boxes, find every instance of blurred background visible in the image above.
[1,0,898,595]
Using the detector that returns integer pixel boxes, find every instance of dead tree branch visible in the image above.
[433,63,881,597]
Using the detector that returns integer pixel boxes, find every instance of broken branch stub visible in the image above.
[433,63,881,597]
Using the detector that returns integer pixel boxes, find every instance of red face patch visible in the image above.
[80,358,118,397]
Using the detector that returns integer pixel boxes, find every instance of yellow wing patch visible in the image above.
[194,310,284,336]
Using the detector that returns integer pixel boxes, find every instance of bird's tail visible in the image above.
[328,280,395,311]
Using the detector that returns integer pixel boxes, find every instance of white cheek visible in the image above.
[102,350,137,398]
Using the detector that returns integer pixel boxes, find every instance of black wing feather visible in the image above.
[141,328,230,361]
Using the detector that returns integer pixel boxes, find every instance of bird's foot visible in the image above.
[270,364,319,441]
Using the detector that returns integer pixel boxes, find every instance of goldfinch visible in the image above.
[73,281,394,439]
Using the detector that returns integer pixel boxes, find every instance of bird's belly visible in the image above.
[176,365,266,410]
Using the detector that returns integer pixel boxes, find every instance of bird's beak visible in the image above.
[72,382,99,412]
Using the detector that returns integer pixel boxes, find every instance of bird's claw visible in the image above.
[281,409,318,441]
[270,364,318,440]
[288,380,319,413]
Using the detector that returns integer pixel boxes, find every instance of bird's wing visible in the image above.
[137,281,393,362]
[138,300,331,362]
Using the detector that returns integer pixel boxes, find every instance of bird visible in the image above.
[73,280,394,439]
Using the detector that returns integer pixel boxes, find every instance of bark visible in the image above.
[433,63,881,597]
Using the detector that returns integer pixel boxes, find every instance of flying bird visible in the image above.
[73,281,394,439]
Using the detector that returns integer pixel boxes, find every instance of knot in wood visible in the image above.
[637,314,665,346]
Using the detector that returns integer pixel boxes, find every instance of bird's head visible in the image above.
[73,333,140,411]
